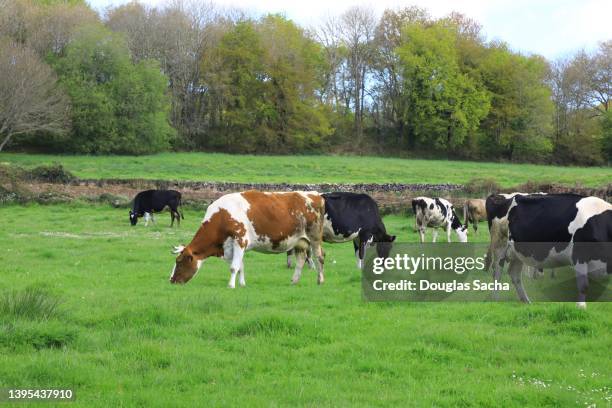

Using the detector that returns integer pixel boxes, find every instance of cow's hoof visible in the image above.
[227,284,236,289]
[576,302,587,309]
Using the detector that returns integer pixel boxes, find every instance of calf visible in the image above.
[130,190,183,227]
[287,192,396,269]
[463,198,487,234]
[498,193,611,308]
[412,197,468,243]
[130,189,183,227]
[170,191,326,287]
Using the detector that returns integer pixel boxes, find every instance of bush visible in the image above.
[26,164,76,183]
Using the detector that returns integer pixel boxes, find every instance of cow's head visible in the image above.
[384,234,396,242]
[456,225,469,242]
[169,245,201,284]
[129,211,138,226]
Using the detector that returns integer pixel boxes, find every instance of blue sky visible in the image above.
[88,0,612,60]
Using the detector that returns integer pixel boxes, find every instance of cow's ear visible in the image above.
[390,235,397,242]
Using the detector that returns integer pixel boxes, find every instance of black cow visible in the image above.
[287,192,396,269]
[497,193,611,308]
[129,190,184,227]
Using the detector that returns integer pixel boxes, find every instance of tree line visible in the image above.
[0,0,610,165]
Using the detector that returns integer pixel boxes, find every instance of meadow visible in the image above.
[0,203,610,406]
[1,152,611,187]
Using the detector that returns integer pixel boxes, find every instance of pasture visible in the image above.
[0,203,610,406]
[2,152,612,187]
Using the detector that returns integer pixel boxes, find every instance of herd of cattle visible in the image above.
[129,188,611,308]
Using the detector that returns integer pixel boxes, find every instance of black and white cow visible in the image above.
[412,197,468,243]
[485,192,549,282]
[287,192,396,269]
[495,193,611,308]
[130,189,184,227]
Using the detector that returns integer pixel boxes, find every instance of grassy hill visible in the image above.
[1,152,610,187]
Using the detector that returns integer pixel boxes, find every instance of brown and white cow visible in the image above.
[169,190,326,287]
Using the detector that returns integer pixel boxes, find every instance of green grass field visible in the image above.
[1,204,610,406]
[1,152,611,187]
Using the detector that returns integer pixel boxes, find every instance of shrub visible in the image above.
[26,164,76,183]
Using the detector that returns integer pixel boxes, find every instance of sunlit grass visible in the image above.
[1,152,610,187]
[0,204,610,406]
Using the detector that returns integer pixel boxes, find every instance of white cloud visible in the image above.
[88,0,612,59]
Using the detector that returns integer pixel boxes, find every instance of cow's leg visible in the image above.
[418,224,426,243]
[473,222,478,235]
[575,262,588,309]
[144,212,151,227]
[228,244,244,289]
[286,250,293,269]
[446,223,452,242]
[291,249,307,284]
[432,228,439,243]
[507,258,530,303]
[313,243,325,284]
[150,213,156,225]
[238,260,246,287]
[170,211,175,227]
[353,239,362,268]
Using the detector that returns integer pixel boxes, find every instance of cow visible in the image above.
[494,193,611,308]
[485,192,551,278]
[463,198,487,235]
[412,197,468,243]
[169,190,326,287]
[130,189,184,227]
[286,192,396,269]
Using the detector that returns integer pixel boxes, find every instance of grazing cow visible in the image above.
[496,193,611,308]
[170,191,326,287]
[287,192,396,269]
[412,197,468,243]
[485,192,550,277]
[463,198,487,234]
[130,189,183,227]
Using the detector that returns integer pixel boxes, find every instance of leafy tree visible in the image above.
[201,16,331,153]
[396,23,490,153]
[602,111,612,163]
[52,25,174,154]
[477,44,553,161]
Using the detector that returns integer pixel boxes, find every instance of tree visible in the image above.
[52,25,174,154]
[477,44,553,161]
[0,39,68,151]
[338,7,376,144]
[371,7,430,146]
[199,16,331,152]
[105,0,221,145]
[396,23,490,153]
[0,0,98,57]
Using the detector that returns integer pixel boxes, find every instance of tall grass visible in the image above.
[0,288,61,321]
